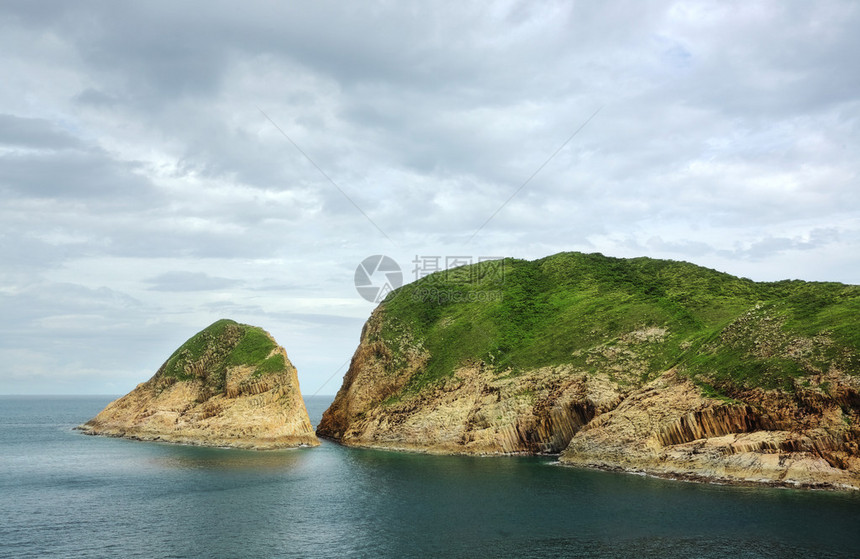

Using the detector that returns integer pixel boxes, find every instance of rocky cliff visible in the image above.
[560,369,860,489]
[318,252,860,489]
[80,319,319,449]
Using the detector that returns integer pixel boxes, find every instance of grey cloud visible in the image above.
[625,228,844,263]
[0,148,154,200]
[0,282,144,323]
[0,229,79,269]
[662,3,860,118]
[74,88,119,107]
[145,271,243,292]
[0,114,81,149]
[0,282,149,360]
[735,228,842,261]
[198,302,364,330]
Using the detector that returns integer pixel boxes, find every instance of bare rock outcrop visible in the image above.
[317,309,626,454]
[560,371,860,489]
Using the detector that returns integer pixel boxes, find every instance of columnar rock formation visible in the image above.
[559,370,860,489]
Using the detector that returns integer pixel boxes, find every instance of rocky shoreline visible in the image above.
[77,426,318,450]
[563,462,859,491]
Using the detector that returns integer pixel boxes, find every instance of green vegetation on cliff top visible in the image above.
[158,319,290,385]
[376,252,860,394]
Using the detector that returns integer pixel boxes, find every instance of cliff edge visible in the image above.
[80,319,319,449]
[318,252,860,489]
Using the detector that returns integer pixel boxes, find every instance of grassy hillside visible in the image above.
[157,319,290,386]
[375,252,860,394]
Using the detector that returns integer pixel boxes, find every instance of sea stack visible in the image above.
[80,319,319,449]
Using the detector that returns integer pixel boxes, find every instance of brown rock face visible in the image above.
[79,320,319,449]
[559,371,860,490]
[318,361,621,454]
[317,309,626,454]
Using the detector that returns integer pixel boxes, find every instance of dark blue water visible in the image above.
[1,396,859,558]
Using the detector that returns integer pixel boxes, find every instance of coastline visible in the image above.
[76,424,319,450]
[559,461,860,492]
[317,433,860,491]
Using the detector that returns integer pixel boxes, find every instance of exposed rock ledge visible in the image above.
[318,361,625,455]
[317,308,629,454]
[79,320,319,449]
[321,363,860,489]
[559,371,860,490]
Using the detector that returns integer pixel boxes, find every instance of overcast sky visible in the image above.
[1,1,858,395]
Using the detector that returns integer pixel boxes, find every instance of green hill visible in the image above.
[377,252,859,394]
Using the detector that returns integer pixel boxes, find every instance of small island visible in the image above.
[80,319,319,449]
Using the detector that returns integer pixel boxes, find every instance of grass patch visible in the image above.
[255,354,287,377]
[227,327,277,367]
[158,319,288,383]
[370,251,859,398]
[693,380,742,404]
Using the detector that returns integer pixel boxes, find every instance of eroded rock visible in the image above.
[79,319,318,449]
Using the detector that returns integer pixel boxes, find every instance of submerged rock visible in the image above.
[80,319,319,449]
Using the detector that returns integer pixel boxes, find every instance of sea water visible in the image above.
[1,395,859,558]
